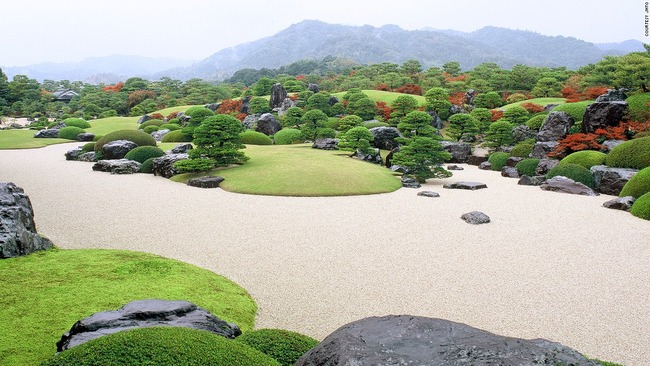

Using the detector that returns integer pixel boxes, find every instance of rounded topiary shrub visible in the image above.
[143,125,160,134]
[41,327,280,366]
[625,93,650,122]
[236,329,319,366]
[160,123,180,131]
[605,136,650,170]
[510,142,534,158]
[274,129,304,145]
[525,114,548,130]
[139,157,157,173]
[57,126,85,140]
[515,158,541,176]
[619,166,650,198]
[488,152,510,171]
[559,150,607,169]
[630,191,650,220]
[546,163,596,188]
[552,101,591,122]
[124,146,166,163]
[240,130,273,145]
[139,119,165,129]
[364,121,390,129]
[81,142,96,152]
[162,130,193,143]
[95,129,157,151]
[63,118,91,129]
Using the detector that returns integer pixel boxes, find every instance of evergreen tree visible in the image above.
[447,113,479,141]
[396,111,436,140]
[484,120,514,150]
[338,126,374,155]
[392,136,452,182]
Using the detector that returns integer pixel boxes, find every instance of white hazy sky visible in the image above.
[2,0,647,66]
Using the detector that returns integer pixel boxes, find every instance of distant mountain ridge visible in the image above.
[2,20,645,82]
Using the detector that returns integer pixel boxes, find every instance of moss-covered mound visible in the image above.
[625,93,650,122]
[62,118,91,129]
[273,129,304,145]
[162,130,193,143]
[525,114,547,130]
[81,142,96,152]
[124,146,166,163]
[552,101,591,122]
[559,150,607,169]
[630,191,650,220]
[41,327,280,366]
[488,152,510,171]
[140,157,156,173]
[605,136,650,170]
[240,130,273,145]
[143,125,159,134]
[58,126,85,140]
[547,163,596,188]
[510,141,534,158]
[95,129,157,151]
[515,158,540,177]
[236,329,319,366]
[619,166,650,198]
[160,123,180,131]
[139,119,165,129]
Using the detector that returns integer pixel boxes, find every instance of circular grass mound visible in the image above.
[124,146,166,164]
[630,191,650,220]
[162,130,193,143]
[160,123,181,131]
[81,142,96,152]
[625,93,650,122]
[619,166,650,198]
[240,130,273,145]
[95,130,157,151]
[515,158,540,177]
[273,129,304,145]
[62,118,91,129]
[58,126,85,140]
[547,163,596,188]
[236,329,319,366]
[139,157,156,173]
[139,119,165,130]
[552,101,591,122]
[41,327,280,366]
[488,152,510,171]
[605,136,650,170]
[559,150,607,169]
[143,125,159,134]
[510,142,534,158]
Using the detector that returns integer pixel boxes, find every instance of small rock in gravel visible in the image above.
[417,191,440,198]
[461,211,491,225]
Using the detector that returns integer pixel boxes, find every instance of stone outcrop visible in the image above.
[102,140,138,160]
[137,115,152,124]
[478,161,492,170]
[56,299,241,351]
[77,152,97,162]
[353,148,382,165]
[255,113,282,136]
[269,83,288,109]
[512,124,536,143]
[312,138,338,150]
[150,129,170,142]
[461,211,491,224]
[242,114,259,129]
[239,96,251,114]
[428,111,444,130]
[92,159,141,174]
[76,133,95,142]
[0,182,53,258]
[540,176,599,196]
[530,141,559,159]
[443,181,487,190]
[65,147,84,161]
[501,166,519,178]
[369,127,402,150]
[417,191,440,198]
[171,143,193,154]
[447,165,464,171]
[187,176,224,188]
[440,141,471,163]
[295,315,599,366]
[506,157,524,167]
[204,103,220,112]
[401,177,421,188]
[535,159,560,175]
[518,175,546,186]
[152,153,189,178]
[582,101,628,134]
[603,196,636,211]
[274,98,297,116]
[536,112,574,142]
[595,88,628,102]
[590,165,637,196]
[34,129,59,138]
[308,83,320,93]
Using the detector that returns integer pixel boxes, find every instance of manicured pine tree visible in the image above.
[447,113,479,141]
[338,126,374,155]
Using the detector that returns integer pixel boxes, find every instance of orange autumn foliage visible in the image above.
[216,99,243,115]
[448,91,465,106]
[520,102,545,113]
[167,111,179,120]
[375,83,391,91]
[149,113,164,120]
[375,101,392,121]
[395,84,423,96]
[102,82,124,93]
[490,109,504,122]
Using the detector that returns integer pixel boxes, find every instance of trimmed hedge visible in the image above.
[552,101,591,122]
[547,163,596,188]
[559,150,607,169]
[95,130,157,151]
[81,142,96,152]
[139,157,156,173]
[510,142,534,158]
[62,118,91,129]
[58,126,85,140]
[160,123,181,131]
[240,130,273,145]
[364,121,389,129]
[488,152,510,171]
[236,329,319,366]
[41,327,280,366]
[619,166,650,198]
[139,119,165,129]
[605,136,650,170]
[143,125,160,134]
[525,114,547,130]
[630,191,650,220]
[515,158,541,176]
[124,146,166,164]
[162,130,193,143]
[625,93,650,122]
[273,129,304,145]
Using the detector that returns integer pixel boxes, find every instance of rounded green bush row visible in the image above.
[162,130,193,143]
[160,123,180,131]
[95,129,157,151]
[546,163,596,188]
[510,142,534,158]
[552,101,591,122]
[605,136,650,170]
[139,157,157,173]
[515,158,541,176]
[57,126,85,140]
[139,119,165,129]
[236,329,319,366]
[81,142,96,152]
[273,129,304,145]
[143,125,159,134]
[240,130,273,145]
[630,191,650,220]
[620,166,650,198]
[625,93,650,122]
[41,327,280,366]
[488,152,510,171]
[124,146,166,164]
[364,121,389,129]
[559,150,607,169]
[62,118,91,129]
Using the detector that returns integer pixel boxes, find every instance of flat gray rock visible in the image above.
[518,175,546,186]
[187,176,224,188]
[461,211,491,224]
[603,196,636,211]
[417,191,440,198]
[92,159,141,174]
[401,177,421,188]
[443,181,487,190]
[540,176,599,196]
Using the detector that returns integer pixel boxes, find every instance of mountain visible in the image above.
[594,39,647,53]
[2,55,196,82]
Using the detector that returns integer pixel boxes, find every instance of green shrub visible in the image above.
[488,152,510,171]
[168,118,180,125]
[139,119,165,129]
[324,117,340,131]
[273,129,304,145]
[364,121,389,129]
[81,142,96,152]
[143,125,160,134]
[160,123,180,131]
[93,135,102,141]
[95,129,157,151]
[619,166,650,198]
[605,136,650,170]
[162,130,193,143]
[635,131,650,139]
[525,114,548,130]
[236,329,319,366]
[510,142,534,158]
[559,150,607,169]
[546,163,596,188]
[62,118,91,129]
[625,93,650,122]
[174,158,215,173]
[41,327,280,366]
[515,158,541,176]
[124,146,166,163]
[630,191,650,220]
[57,126,85,140]
[140,157,156,173]
[316,127,336,139]
[240,130,273,145]
[552,101,591,122]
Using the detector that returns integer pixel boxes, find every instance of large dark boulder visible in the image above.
[590,165,637,196]
[269,83,288,109]
[187,176,225,188]
[328,96,340,106]
[530,141,559,159]
[512,124,536,143]
[65,147,84,161]
[535,158,560,175]
[275,98,297,116]
[369,127,402,150]
[540,176,599,196]
[102,140,138,160]
[582,101,628,134]
[295,315,598,366]
[595,88,628,102]
[0,182,53,258]
[171,143,193,154]
[501,166,519,178]
[518,175,547,186]
[137,115,152,124]
[428,111,444,130]
[307,83,320,93]
[443,181,487,190]
[77,152,97,162]
[92,159,141,174]
[440,141,471,163]
[76,133,95,142]
[239,96,251,114]
[312,138,339,150]
[152,153,189,178]
[204,103,220,112]
[401,177,421,188]
[255,113,282,136]
[242,114,259,129]
[150,129,170,142]
[34,129,59,138]
[603,196,636,211]
[353,148,382,165]
[536,112,574,142]
[56,299,241,352]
